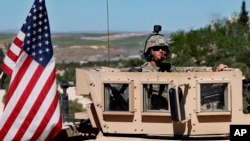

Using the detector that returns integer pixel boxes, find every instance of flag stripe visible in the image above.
[45,115,62,141]
[14,66,55,140]
[6,46,19,62]
[1,63,12,76]
[3,54,32,107]
[2,32,25,76]
[13,36,24,48]
[11,32,24,56]
[0,58,42,140]
[32,90,60,140]
[0,54,35,129]
[19,60,60,140]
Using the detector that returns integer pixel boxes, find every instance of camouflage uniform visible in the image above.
[140,62,169,110]
[140,62,214,72]
[140,62,160,72]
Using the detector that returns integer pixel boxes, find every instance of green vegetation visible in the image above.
[170,19,250,77]
[0,34,15,44]
[52,34,106,48]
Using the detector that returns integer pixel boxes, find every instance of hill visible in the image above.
[0,32,152,63]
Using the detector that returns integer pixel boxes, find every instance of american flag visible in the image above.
[0,0,62,140]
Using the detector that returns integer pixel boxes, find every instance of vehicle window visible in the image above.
[200,83,228,112]
[103,83,129,111]
[143,84,169,112]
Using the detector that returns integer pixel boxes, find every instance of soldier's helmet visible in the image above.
[144,25,169,61]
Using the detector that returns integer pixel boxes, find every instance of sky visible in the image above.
[0,0,248,33]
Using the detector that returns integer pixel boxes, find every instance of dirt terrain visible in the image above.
[53,33,147,63]
[0,32,147,63]
[54,45,130,63]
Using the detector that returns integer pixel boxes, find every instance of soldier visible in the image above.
[140,25,228,112]
[140,25,228,72]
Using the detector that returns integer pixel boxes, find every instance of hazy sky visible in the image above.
[0,0,247,33]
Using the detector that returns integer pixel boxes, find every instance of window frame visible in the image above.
[102,80,134,115]
[141,80,172,116]
[196,80,231,115]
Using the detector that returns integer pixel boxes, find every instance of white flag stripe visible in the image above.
[17,31,26,42]
[5,31,24,54]
[38,104,61,140]
[0,54,32,128]
[9,52,29,83]
[21,80,56,140]
[3,43,21,74]
[2,55,15,71]
[20,59,56,139]
[10,31,25,55]
[3,59,55,140]
[1,70,37,139]
[25,80,58,140]
[9,43,21,56]
[11,53,35,81]
[4,61,48,140]
[3,31,25,75]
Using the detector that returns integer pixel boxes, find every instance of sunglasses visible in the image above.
[151,46,167,52]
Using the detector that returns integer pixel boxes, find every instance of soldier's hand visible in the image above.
[215,64,228,71]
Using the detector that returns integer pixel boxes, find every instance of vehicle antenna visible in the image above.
[106,0,110,65]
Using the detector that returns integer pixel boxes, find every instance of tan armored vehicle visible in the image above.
[57,25,250,141]
[55,65,250,140]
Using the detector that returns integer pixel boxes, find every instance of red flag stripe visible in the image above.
[2,32,24,76]
[13,36,23,47]
[13,67,56,140]
[31,91,61,140]
[45,115,62,141]
[4,54,33,107]
[1,63,12,76]
[6,48,19,64]
[17,61,60,140]
[0,58,42,140]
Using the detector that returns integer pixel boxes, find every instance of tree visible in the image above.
[238,0,249,26]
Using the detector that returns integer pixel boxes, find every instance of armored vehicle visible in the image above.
[56,65,250,141]
[56,25,250,141]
